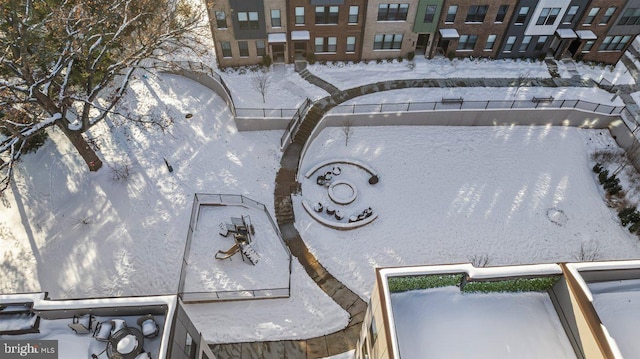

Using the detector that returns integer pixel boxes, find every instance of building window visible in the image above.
[221,41,232,57]
[457,34,477,50]
[536,8,560,25]
[504,36,516,51]
[599,7,616,25]
[256,40,266,56]
[445,5,457,23]
[534,36,547,51]
[346,36,356,52]
[315,37,337,53]
[238,41,249,57]
[515,7,529,24]
[349,6,359,24]
[185,333,194,357]
[378,4,409,21]
[215,11,227,29]
[373,34,403,50]
[369,317,378,344]
[316,6,339,24]
[582,40,595,52]
[238,12,259,30]
[495,5,508,22]
[599,35,631,51]
[271,9,281,27]
[619,8,640,25]
[424,5,436,23]
[465,5,488,23]
[295,7,305,25]
[583,7,599,25]
[519,36,531,51]
[485,34,496,50]
[562,6,579,23]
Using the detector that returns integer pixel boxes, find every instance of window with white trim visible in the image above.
[238,11,259,30]
[485,34,496,50]
[373,34,403,50]
[256,40,266,56]
[295,7,305,25]
[582,40,595,52]
[583,7,599,25]
[515,7,529,24]
[378,4,409,21]
[346,36,356,53]
[495,5,508,22]
[598,35,631,51]
[315,37,337,53]
[221,42,232,57]
[504,36,516,51]
[271,9,281,27]
[238,41,249,56]
[349,6,359,23]
[536,8,560,25]
[562,6,579,23]
[599,7,616,25]
[424,5,436,23]
[519,36,531,51]
[457,34,477,50]
[619,8,640,25]
[465,5,488,23]
[215,11,227,29]
[445,5,457,22]
[534,36,547,51]
[315,6,339,24]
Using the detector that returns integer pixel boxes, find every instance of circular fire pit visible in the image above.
[328,180,357,205]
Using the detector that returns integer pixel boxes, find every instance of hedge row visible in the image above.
[388,274,463,293]
[462,276,561,293]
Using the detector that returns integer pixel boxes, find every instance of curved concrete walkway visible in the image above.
[212,64,632,358]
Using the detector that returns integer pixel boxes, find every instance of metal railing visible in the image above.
[236,108,300,118]
[280,98,312,149]
[329,98,625,116]
[178,193,292,303]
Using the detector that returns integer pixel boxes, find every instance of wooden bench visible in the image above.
[441,97,464,104]
[531,96,554,103]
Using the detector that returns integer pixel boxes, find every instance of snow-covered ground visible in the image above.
[1,33,640,346]
[295,126,640,298]
[391,287,576,359]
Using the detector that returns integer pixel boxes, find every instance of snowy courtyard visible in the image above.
[1,59,640,344]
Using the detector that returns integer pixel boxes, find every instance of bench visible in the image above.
[441,97,464,104]
[531,96,554,103]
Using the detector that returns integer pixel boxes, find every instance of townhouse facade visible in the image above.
[206,0,640,67]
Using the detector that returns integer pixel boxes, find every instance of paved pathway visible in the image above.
[211,56,639,359]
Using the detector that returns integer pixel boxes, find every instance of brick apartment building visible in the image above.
[206,0,640,67]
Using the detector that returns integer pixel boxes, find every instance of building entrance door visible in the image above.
[294,42,306,60]
[272,44,285,63]
[416,34,430,55]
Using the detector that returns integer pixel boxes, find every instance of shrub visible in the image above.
[109,163,131,182]
[386,58,394,63]
[388,274,463,293]
[603,175,620,189]
[598,170,609,184]
[260,55,272,67]
[397,56,403,62]
[376,58,383,64]
[608,184,622,196]
[593,163,603,173]
[407,51,415,61]
[618,207,640,226]
[305,52,316,64]
[447,51,455,60]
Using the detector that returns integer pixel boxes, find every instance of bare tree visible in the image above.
[252,70,271,103]
[514,70,531,97]
[0,0,202,192]
[342,118,354,147]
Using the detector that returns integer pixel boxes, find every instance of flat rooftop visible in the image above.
[390,286,576,359]
[589,279,640,358]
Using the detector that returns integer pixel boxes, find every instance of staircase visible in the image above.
[292,104,326,144]
[240,242,260,265]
